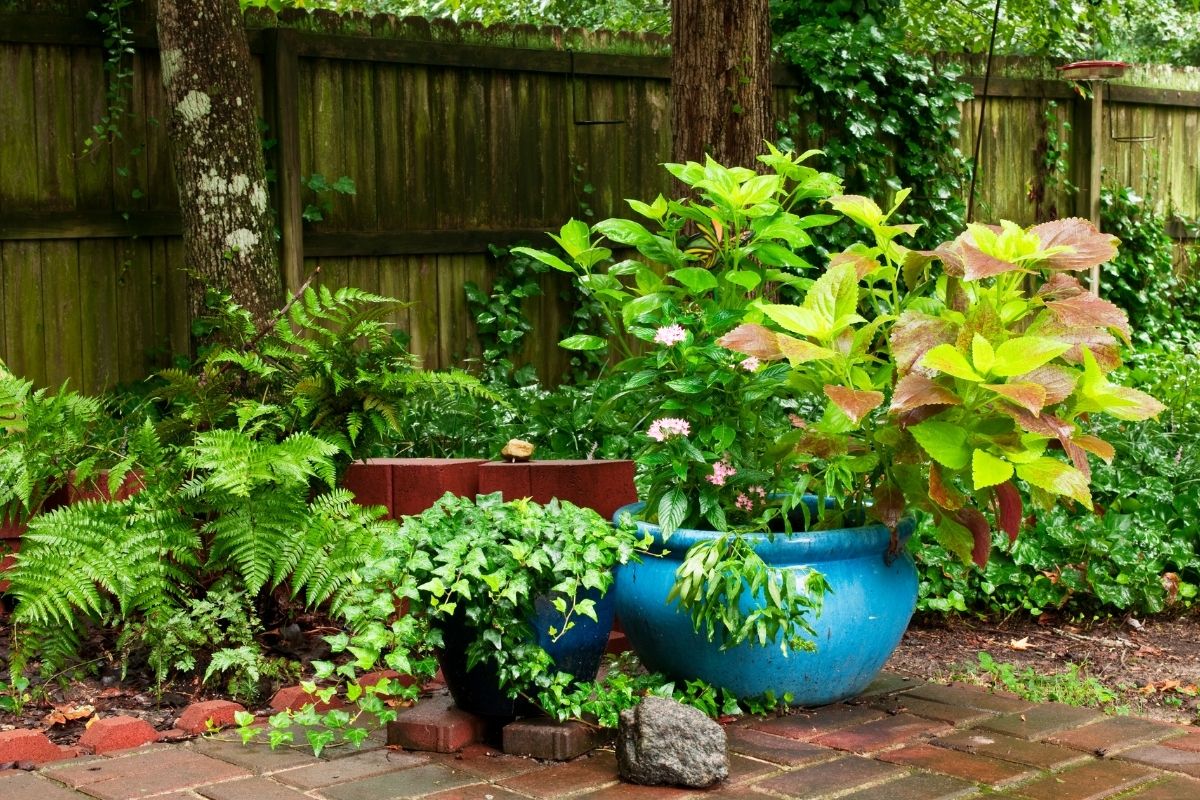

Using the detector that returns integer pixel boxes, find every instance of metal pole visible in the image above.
[1088,81,1104,292]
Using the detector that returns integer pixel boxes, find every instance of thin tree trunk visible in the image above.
[670,0,773,169]
[156,0,282,331]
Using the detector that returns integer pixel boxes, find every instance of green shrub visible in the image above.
[916,345,1200,617]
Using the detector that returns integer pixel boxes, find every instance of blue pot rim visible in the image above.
[613,500,914,564]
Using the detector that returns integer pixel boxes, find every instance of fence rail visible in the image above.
[2,10,1198,392]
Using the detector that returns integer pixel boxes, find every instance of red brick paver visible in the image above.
[1009,758,1155,800]
[15,680,1200,800]
[878,741,1038,787]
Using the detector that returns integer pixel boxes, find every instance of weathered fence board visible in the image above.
[2,10,1200,393]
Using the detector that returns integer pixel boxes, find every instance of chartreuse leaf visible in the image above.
[972,449,1013,490]
[761,304,827,340]
[807,262,861,332]
[971,334,995,376]
[909,420,970,470]
[1015,457,1092,510]
[991,337,1070,377]
[920,344,982,382]
[1077,349,1166,421]
[511,247,574,274]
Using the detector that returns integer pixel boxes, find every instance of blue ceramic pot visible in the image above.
[613,501,917,705]
[439,586,616,718]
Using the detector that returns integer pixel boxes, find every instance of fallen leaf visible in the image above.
[1008,637,1034,651]
[43,704,95,727]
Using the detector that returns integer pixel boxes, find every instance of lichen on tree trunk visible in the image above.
[670,0,773,170]
[156,0,283,331]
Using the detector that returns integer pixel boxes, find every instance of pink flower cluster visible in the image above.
[654,324,688,346]
[739,356,760,372]
[706,459,737,487]
[647,417,691,442]
[735,485,767,512]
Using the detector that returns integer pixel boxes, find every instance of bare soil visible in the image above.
[887,610,1200,725]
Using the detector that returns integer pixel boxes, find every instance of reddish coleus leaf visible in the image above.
[890,311,955,374]
[717,323,783,360]
[1073,434,1116,463]
[890,373,961,414]
[796,431,848,460]
[1029,318,1122,370]
[983,382,1048,416]
[1016,365,1078,406]
[959,242,1028,281]
[1000,406,1092,478]
[1030,218,1119,271]
[994,481,1023,543]
[824,385,884,424]
[929,463,965,511]
[902,249,938,290]
[897,405,949,429]
[1046,293,1131,344]
[1037,273,1086,300]
[830,249,879,279]
[954,507,993,568]
[871,483,905,531]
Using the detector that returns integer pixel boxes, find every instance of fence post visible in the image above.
[266,28,304,292]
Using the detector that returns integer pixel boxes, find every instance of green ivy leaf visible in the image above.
[991,337,1070,377]
[920,344,983,382]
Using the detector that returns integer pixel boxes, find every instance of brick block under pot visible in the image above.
[477,459,636,521]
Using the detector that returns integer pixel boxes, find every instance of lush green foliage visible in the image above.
[917,345,1200,618]
[520,151,1163,655]
[1,287,484,694]
[1100,185,1200,346]
[241,0,670,33]
[239,493,650,753]
[774,10,971,252]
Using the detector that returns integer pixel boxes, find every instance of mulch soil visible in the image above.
[887,610,1200,725]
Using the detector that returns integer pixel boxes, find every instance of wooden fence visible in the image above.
[3,9,1200,392]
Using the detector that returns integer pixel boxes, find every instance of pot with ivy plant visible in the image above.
[397,492,644,718]
[513,147,1164,705]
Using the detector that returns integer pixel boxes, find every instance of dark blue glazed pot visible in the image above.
[612,501,917,705]
[438,586,616,718]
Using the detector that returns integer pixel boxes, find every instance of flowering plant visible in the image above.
[517,150,1163,647]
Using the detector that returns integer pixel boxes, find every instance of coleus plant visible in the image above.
[721,206,1165,566]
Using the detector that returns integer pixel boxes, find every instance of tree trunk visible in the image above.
[156,0,283,331]
[670,0,773,169]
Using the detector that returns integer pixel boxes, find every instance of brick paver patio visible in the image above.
[5,673,1200,799]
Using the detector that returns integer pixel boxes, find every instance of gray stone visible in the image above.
[616,696,728,787]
